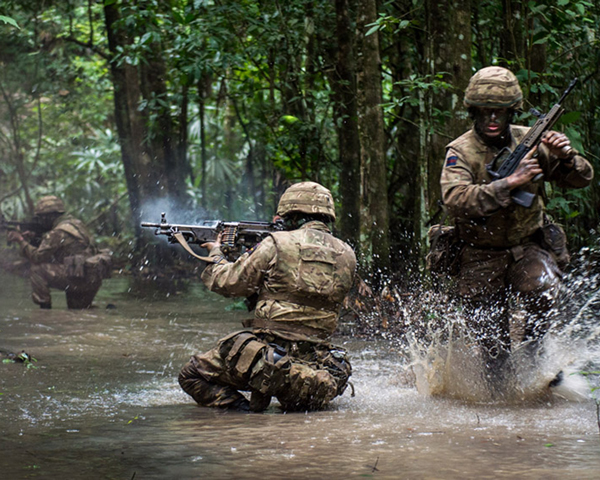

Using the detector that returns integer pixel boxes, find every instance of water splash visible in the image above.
[406,248,600,404]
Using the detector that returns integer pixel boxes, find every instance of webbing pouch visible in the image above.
[235,340,266,375]
[64,254,86,279]
[249,345,292,395]
[222,332,254,364]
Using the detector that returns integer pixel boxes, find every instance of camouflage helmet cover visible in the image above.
[277,182,336,221]
[464,66,523,109]
[34,195,66,215]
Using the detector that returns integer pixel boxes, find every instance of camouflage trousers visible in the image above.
[457,242,562,354]
[30,263,102,309]
[178,329,352,412]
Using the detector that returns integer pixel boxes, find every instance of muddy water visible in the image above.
[1,271,599,479]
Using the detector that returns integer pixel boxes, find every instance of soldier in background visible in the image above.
[440,67,593,379]
[7,195,106,309]
[179,182,357,412]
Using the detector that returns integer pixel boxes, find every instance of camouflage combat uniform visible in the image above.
[19,213,102,309]
[441,125,593,347]
[179,220,357,412]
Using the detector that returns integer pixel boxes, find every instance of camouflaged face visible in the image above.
[464,66,523,109]
[34,196,66,215]
[277,182,336,220]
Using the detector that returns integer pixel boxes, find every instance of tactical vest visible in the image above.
[53,215,96,261]
[257,223,356,313]
[446,125,545,247]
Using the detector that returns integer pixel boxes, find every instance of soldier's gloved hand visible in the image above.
[542,131,575,166]
[201,232,222,253]
[22,230,36,241]
[7,230,24,244]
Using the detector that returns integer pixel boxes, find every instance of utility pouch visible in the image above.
[85,249,113,279]
[538,223,570,270]
[64,254,87,279]
[248,343,291,396]
[426,225,463,276]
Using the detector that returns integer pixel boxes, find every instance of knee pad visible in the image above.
[277,363,337,411]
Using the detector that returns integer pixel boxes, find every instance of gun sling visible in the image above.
[173,232,216,263]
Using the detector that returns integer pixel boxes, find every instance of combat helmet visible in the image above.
[277,182,336,221]
[464,66,523,109]
[34,196,66,216]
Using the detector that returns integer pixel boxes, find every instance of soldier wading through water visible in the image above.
[179,182,357,412]
[439,66,593,386]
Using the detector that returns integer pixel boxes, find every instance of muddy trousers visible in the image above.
[30,263,102,309]
[458,243,561,347]
[457,243,562,389]
[179,329,352,412]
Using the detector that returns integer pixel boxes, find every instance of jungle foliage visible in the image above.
[0,0,599,287]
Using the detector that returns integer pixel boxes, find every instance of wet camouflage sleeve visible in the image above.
[543,149,594,188]
[441,147,513,218]
[201,238,276,298]
[441,135,593,220]
[20,228,72,264]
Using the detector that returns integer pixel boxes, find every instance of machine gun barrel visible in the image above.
[141,212,283,258]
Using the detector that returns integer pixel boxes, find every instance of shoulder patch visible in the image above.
[445,155,458,167]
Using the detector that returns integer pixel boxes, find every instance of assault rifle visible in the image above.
[141,212,284,261]
[486,78,578,208]
[1,214,46,246]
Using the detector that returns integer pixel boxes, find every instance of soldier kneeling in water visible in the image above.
[179,182,357,412]
[7,196,111,309]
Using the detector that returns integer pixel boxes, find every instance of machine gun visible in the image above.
[1,214,46,246]
[141,212,284,261]
[486,78,578,208]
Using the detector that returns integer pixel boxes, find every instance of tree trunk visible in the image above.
[103,1,180,271]
[426,0,472,215]
[332,0,361,249]
[500,0,525,67]
[103,1,146,241]
[356,0,390,285]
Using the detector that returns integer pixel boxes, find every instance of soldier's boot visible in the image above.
[483,344,512,399]
[249,392,272,412]
[229,397,251,412]
[39,302,52,309]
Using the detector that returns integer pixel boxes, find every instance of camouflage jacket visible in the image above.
[20,214,96,264]
[202,221,357,338]
[441,125,594,248]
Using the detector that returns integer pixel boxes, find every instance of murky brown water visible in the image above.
[1,270,599,479]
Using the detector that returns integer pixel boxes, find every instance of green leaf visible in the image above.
[544,443,554,447]
[558,111,582,125]
[365,25,380,36]
[0,15,20,29]
[280,115,299,125]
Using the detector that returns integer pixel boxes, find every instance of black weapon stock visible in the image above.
[486,78,578,208]
[141,212,284,258]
